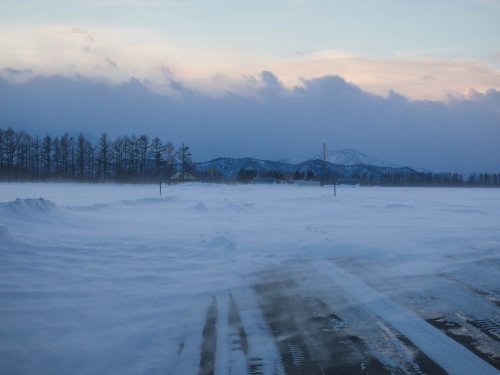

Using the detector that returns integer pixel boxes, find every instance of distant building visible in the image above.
[251,177,276,184]
[170,172,199,183]
[336,179,360,186]
[295,180,321,186]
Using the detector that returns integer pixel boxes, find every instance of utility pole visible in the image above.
[323,143,326,186]
[323,143,336,196]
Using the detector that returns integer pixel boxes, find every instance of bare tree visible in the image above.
[0,128,191,184]
[97,132,111,181]
[176,143,193,178]
[137,134,149,180]
[150,137,163,181]
[77,134,86,180]
[59,133,70,179]
[41,135,52,179]
[164,141,176,180]
[0,128,4,172]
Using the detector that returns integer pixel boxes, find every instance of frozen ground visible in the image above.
[0,183,499,374]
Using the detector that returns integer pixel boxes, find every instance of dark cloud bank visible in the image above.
[1,71,499,172]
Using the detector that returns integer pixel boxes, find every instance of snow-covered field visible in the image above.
[1,183,499,374]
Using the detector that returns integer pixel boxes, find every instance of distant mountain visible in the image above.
[195,154,417,180]
[277,156,311,165]
[327,149,402,168]
[196,157,295,179]
[282,148,402,168]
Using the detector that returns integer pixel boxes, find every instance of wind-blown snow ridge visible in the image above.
[65,202,110,211]
[0,198,57,214]
[120,196,176,206]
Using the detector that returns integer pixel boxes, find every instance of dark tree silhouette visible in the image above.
[164,141,176,179]
[1,127,499,186]
[176,143,193,178]
[97,132,111,181]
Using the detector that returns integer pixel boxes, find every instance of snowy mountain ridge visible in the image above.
[280,148,401,168]
[196,153,417,179]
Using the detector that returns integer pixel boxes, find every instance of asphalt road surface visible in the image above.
[171,260,500,375]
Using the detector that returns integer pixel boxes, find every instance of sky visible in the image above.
[0,0,499,171]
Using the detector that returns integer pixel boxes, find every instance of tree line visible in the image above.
[0,128,193,182]
[235,169,500,187]
[1,127,499,186]
[347,171,500,187]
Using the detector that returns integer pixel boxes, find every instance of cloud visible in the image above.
[1,25,500,100]
[1,73,499,172]
[72,27,96,42]
[2,67,32,75]
[422,75,437,81]
[76,0,170,6]
[105,58,118,69]
[271,52,500,100]
[259,71,286,96]
[1,67,33,83]
[469,0,500,6]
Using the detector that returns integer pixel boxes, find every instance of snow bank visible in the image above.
[0,197,57,214]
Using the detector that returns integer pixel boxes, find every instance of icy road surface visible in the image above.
[0,183,499,374]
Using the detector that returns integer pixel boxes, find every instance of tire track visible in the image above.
[199,297,218,375]
[253,270,388,374]
[172,260,498,374]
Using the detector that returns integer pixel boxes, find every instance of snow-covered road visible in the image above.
[1,183,499,374]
